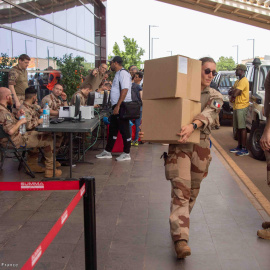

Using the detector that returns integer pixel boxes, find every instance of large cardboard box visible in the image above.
[142,98,201,144]
[143,55,201,102]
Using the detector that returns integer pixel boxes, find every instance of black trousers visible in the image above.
[105,113,131,154]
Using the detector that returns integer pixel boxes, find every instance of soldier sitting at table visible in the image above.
[70,83,100,109]
[41,83,68,116]
[70,83,92,106]
[22,87,62,172]
[41,83,67,153]
[0,87,62,178]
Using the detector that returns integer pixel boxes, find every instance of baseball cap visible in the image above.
[233,64,247,71]
[108,56,123,64]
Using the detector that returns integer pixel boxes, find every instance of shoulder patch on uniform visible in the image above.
[6,114,12,121]
[213,100,221,108]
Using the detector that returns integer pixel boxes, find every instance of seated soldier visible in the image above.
[22,87,62,172]
[0,87,62,177]
[70,83,99,108]
[70,83,92,106]
[41,83,68,117]
[41,83,67,152]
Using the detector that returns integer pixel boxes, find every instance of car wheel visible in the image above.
[248,123,265,160]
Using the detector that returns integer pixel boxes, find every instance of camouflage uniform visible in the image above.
[8,65,28,104]
[0,104,53,169]
[164,87,223,242]
[264,71,270,187]
[41,93,64,112]
[41,93,64,149]
[70,90,88,106]
[21,102,43,164]
[82,71,104,91]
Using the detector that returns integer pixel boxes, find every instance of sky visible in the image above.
[106,0,270,64]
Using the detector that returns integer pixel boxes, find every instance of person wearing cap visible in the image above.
[81,63,108,91]
[229,64,249,156]
[96,56,132,161]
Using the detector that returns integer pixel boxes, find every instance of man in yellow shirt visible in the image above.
[229,64,249,156]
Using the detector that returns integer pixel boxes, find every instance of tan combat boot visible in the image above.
[257,228,270,240]
[44,169,62,178]
[262,221,270,229]
[27,163,45,173]
[174,240,191,259]
[55,161,61,168]
[41,157,61,168]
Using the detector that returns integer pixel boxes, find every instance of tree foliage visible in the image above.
[216,56,236,71]
[110,36,145,70]
[0,53,18,87]
[54,54,88,99]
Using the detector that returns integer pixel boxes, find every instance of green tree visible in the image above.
[54,54,88,99]
[0,53,17,87]
[110,36,145,70]
[216,56,236,71]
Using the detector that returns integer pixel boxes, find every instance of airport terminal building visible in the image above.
[0,0,107,70]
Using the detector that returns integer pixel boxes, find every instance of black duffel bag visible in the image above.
[119,101,141,120]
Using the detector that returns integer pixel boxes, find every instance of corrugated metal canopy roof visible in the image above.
[157,0,270,30]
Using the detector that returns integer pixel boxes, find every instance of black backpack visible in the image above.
[118,69,141,119]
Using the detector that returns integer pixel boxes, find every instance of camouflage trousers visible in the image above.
[23,131,53,170]
[264,150,270,186]
[165,137,212,242]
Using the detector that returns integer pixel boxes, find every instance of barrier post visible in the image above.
[80,177,97,270]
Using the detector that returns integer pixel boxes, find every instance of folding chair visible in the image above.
[0,125,35,178]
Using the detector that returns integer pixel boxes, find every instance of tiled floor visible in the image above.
[0,143,270,270]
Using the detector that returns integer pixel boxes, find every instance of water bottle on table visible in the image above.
[42,103,50,128]
[19,115,26,134]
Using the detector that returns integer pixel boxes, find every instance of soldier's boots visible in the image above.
[262,221,270,229]
[27,157,45,173]
[27,163,45,173]
[55,161,61,168]
[174,240,191,259]
[257,228,270,240]
[41,157,61,168]
[44,169,62,178]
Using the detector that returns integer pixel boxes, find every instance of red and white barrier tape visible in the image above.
[0,181,80,191]
[21,183,86,270]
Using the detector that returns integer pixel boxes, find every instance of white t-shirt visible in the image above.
[110,69,132,106]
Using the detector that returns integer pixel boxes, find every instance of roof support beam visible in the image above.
[214,3,222,12]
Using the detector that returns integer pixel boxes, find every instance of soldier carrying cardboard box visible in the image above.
[140,57,223,259]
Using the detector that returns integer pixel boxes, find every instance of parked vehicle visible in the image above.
[246,57,270,160]
[211,71,237,123]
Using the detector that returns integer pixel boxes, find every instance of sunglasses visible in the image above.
[204,68,217,76]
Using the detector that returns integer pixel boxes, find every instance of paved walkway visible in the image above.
[0,143,270,270]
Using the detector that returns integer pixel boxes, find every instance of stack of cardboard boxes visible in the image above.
[142,55,202,144]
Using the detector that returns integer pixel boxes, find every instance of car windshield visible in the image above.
[219,74,237,87]
[258,65,270,91]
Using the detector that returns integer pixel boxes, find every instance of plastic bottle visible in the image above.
[42,103,50,128]
[19,115,26,134]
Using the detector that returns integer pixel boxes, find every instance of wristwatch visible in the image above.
[191,123,197,130]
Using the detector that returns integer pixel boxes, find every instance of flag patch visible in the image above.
[213,100,221,108]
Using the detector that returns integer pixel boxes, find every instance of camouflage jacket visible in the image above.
[21,102,40,131]
[193,87,223,135]
[82,71,104,91]
[41,93,64,111]
[8,65,28,95]
[0,104,24,148]
[70,90,88,106]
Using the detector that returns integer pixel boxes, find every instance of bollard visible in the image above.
[80,177,97,270]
